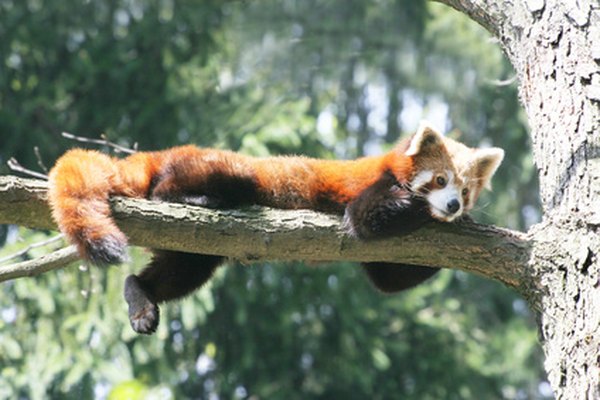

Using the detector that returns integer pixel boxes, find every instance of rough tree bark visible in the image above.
[435,0,600,398]
[0,176,529,287]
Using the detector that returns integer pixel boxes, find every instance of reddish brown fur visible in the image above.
[48,143,415,262]
[48,127,500,264]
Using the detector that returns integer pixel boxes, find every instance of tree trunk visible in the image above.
[435,0,600,398]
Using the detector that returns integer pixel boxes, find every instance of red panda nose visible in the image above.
[447,199,460,214]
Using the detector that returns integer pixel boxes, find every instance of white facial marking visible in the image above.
[426,170,462,222]
[410,171,433,190]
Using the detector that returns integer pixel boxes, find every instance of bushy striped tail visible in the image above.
[48,149,128,265]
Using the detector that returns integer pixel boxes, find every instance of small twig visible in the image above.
[33,146,49,174]
[7,158,48,180]
[100,133,138,152]
[61,131,137,154]
[0,245,80,282]
[487,75,518,87]
[0,234,65,265]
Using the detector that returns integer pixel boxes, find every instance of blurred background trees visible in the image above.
[0,0,547,398]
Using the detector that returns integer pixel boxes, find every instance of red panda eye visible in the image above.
[436,176,446,187]
[462,188,469,196]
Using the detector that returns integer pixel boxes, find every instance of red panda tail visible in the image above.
[48,149,128,265]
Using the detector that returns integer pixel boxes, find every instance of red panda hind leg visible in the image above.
[149,149,260,208]
[124,251,224,334]
[122,153,258,334]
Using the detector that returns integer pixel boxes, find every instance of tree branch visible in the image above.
[0,246,79,282]
[431,0,507,36]
[0,175,532,291]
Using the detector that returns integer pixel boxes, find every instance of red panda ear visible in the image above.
[472,148,505,189]
[405,121,444,156]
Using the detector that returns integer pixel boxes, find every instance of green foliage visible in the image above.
[0,0,224,166]
[199,264,542,399]
[0,1,548,399]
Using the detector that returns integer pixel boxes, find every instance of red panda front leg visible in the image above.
[344,171,431,238]
[344,172,439,292]
[362,263,440,293]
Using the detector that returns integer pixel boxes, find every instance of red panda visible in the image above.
[48,122,503,334]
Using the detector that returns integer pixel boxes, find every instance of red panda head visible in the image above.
[441,134,504,213]
[403,121,504,222]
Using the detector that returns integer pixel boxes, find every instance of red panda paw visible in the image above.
[129,301,159,335]
[124,274,160,335]
[345,173,430,239]
[80,232,128,266]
